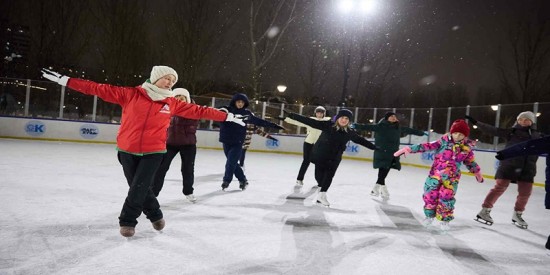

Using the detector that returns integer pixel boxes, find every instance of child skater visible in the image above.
[41,67,244,237]
[494,135,549,249]
[466,111,542,229]
[218,93,283,191]
[152,88,199,203]
[394,119,484,232]
[239,124,278,170]
[353,112,427,200]
[284,109,378,207]
[283,106,331,186]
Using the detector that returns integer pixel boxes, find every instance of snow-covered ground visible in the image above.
[1,139,548,275]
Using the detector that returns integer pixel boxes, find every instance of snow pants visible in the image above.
[422,174,459,222]
[117,151,164,227]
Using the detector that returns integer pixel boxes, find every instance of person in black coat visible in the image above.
[494,135,549,249]
[285,109,378,207]
[467,111,542,229]
[218,93,283,190]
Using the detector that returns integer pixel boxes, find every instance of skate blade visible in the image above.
[474,217,493,226]
[512,221,528,229]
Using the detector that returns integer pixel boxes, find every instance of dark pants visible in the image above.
[152,144,197,197]
[239,148,247,167]
[315,158,342,192]
[297,142,314,181]
[223,143,247,183]
[377,168,391,185]
[117,151,163,227]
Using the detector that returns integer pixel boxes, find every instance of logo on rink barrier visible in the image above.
[79,124,99,139]
[344,141,359,155]
[24,120,46,136]
[421,152,434,164]
[265,139,279,149]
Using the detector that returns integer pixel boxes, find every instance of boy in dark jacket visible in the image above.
[285,109,378,207]
[467,111,542,229]
[218,93,283,190]
[494,135,549,249]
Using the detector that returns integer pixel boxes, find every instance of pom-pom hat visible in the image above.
[450,119,470,137]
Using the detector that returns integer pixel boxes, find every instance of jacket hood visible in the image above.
[230,93,250,108]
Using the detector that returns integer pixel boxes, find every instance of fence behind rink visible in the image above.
[1,77,548,150]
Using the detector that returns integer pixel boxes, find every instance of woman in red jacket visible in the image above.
[41,66,244,237]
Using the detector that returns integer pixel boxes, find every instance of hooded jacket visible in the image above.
[67,78,227,155]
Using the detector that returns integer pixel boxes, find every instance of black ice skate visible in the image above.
[474,207,494,226]
[239,181,249,190]
[221,181,230,191]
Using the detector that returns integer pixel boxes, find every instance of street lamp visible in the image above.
[276,85,287,93]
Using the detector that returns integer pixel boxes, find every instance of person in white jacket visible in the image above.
[283,106,331,186]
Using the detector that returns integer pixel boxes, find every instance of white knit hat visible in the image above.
[150,66,178,84]
[516,111,536,123]
[173,88,191,102]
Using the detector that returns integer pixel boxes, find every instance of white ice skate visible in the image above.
[316,192,330,207]
[370,184,381,197]
[512,211,528,229]
[475,207,494,225]
[422,217,434,228]
[186,194,197,203]
[440,221,450,232]
[380,185,390,200]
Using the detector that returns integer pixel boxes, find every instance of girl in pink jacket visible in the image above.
[394,119,484,232]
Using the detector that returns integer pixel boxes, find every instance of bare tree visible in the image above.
[247,0,298,98]
[164,0,238,94]
[496,0,550,103]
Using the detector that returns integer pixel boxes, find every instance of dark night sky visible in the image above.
[2,0,548,102]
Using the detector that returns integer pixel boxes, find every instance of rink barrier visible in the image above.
[0,116,545,186]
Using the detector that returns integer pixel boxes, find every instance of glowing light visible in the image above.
[491,105,499,111]
[277,85,287,93]
[337,0,354,14]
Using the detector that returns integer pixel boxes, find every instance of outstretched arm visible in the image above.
[246,115,284,130]
[496,136,550,160]
[401,127,427,136]
[349,131,378,150]
[287,112,330,130]
[353,123,379,131]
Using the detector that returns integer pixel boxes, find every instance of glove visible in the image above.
[495,151,504,160]
[41,68,70,86]
[225,113,245,126]
[474,171,484,183]
[393,146,412,157]
[350,123,356,129]
[465,115,477,125]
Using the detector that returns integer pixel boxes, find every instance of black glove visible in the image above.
[465,115,477,125]
[495,151,504,160]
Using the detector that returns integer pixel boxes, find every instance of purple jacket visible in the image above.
[166,116,199,146]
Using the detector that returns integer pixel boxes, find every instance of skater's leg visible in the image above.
[181,145,197,196]
[422,176,440,218]
[297,142,313,181]
[152,146,179,197]
[239,148,247,167]
[435,177,458,222]
[318,159,341,192]
[515,181,533,212]
[377,167,391,185]
[481,179,511,208]
[223,143,244,183]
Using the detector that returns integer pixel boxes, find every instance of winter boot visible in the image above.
[380,185,390,200]
[440,221,450,232]
[186,194,197,203]
[370,184,381,197]
[316,192,330,207]
[221,181,230,190]
[475,207,494,225]
[512,211,528,229]
[239,181,249,190]
[120,226,135,237]
[296,180,304,186]
[152,218,165,231]
[422,217,434,227]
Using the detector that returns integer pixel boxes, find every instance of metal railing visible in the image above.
[1,77,548,150]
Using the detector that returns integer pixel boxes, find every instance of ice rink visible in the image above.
[1,139,549,274]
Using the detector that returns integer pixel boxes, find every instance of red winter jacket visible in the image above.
[67,78,227,154]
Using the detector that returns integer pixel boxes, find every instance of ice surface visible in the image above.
[1,139,548,274]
